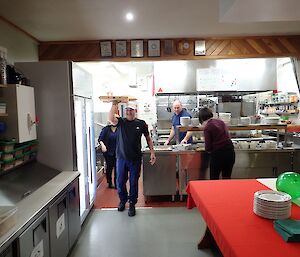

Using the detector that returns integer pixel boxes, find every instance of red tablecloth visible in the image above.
[187,179,300,257]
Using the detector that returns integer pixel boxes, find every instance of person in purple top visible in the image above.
[165,100,193,145]
[199,107,235,180]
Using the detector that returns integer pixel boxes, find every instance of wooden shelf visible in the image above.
[0,113,8,117]
[0,84,7,88]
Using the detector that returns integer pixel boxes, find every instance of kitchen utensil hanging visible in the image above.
[166,95,171,112]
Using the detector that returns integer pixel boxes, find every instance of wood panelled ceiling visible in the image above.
[39,35,300,61]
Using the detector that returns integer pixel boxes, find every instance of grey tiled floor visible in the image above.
[69,207,222,257]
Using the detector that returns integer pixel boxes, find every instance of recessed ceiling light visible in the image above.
[126,12,134,21]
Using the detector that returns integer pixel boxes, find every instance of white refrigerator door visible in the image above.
[74,97,90,221]
[85,99,97,205]
[16,85,37,142]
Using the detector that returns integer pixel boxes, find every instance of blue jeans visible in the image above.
[116,158,141,205]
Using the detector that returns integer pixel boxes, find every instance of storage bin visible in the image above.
[0,206,18,237]
[0,102,6,114]
[240,117,251,125]
[13,146,25,159]
[263,117,280,125]
[0,141,15,152]
[23,152,30,162]
[2,153,13,161]
[180,117,190,126]
[2,159,15,171]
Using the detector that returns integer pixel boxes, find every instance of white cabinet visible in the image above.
[0,84,37,143]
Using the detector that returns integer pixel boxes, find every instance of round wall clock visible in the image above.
[177,40,192,55]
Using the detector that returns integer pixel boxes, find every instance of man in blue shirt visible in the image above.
[165,100,193,145]
[109,101,156,217]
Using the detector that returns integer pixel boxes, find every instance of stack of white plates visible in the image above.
[253,190,291,219]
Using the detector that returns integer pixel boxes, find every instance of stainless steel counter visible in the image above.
[0,163,80,252]
[0,162,61,205]
[142,147,300,198]
[232,150,293,179]
[143,151,177,200]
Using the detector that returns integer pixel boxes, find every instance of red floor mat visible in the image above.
[93,175,186,209]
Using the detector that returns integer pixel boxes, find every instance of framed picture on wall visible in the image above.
[194,40,206,56]
[131,40,144,58]
[163,39,174,55]
[100,41,112,57]
[115,40,127,57]
[148,40,160,57]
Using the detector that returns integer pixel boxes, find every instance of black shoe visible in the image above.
[128,203,136,217]
[118,202,125,212]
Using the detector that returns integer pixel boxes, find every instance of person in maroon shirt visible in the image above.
[199,107,235,179]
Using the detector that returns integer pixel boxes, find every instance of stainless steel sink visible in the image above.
[0,162,61,204]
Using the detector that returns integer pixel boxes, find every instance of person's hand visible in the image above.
[101,145,107,153]
[164,140,169,145]
[112,100,121,105]
[180,139,187,144]
[149,152,156,165]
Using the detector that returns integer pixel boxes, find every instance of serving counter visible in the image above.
[0,163,80,257]
[143,151,177,200]
[142,147,300,199]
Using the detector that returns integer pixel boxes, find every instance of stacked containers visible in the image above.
[0,140,38,173]
[0,103,6,114]
[0,141,15,172]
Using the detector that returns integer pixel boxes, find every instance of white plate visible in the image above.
[253,206,291,215]
[253,208,291,219]
[254,199,291,208]
[254,190,291,203]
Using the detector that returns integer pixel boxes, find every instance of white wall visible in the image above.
[0,19,38,64]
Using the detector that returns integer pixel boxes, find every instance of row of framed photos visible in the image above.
[100,39,206,58]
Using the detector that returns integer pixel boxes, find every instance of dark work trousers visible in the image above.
[104,155,116,186]
[116,158,141,205]
[210,145,235,180]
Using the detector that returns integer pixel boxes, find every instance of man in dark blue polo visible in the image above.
[109,101,156,217]
[165,99,193,145]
